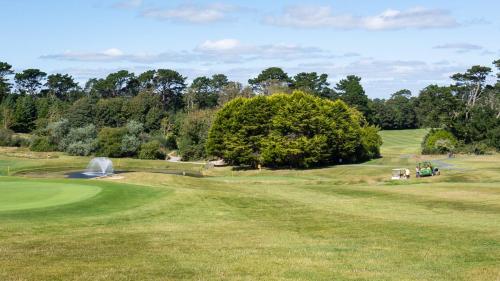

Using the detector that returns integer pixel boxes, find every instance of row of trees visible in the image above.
[0,59,498,161]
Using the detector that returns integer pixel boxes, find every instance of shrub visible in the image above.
[139,140,165,160]
[30,136,56,152]
[422,129,458,154]
[62,124,98,156]
[66,140,97,156]
[121,134,141,156]
[97,127,126,157]
[0,128,15,146]
[46,119,70,150]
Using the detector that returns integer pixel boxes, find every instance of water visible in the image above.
[83,157,114,176]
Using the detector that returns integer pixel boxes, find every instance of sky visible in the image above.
[1,0,499,98]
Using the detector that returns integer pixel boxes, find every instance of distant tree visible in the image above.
[95,98,126,128]
[12,95,37,132]
[385,90,418,129]
[211,74,229,94]
[45,74,79,100]
[177,109,215,160]
[14,69,47,95]
[186,76,214,110]
[0,62,14,100]
[248,67,291,95]
[292,72,334,99]
[416,85,460,128]
[217,82,253,106]
[137,70,156,91]
[123,92,165,132]
[451,65,492,119]
[154,69,186,111]
[335,75,371,119]
[65,97,97,128]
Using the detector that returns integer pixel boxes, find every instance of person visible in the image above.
[405,168,410,179]
[415,166,420,178]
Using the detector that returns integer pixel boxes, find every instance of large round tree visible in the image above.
[206,91,381,168]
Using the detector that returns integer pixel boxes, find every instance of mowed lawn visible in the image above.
[0,130,499,281]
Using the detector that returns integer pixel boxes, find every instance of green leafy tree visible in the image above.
[248,67,291,95]
[207,91,380,168]
[177,109,215,160]
[45,74,80,100]
[292,72,334,99]
[14,69,47,95]
[335,75,371,119]
[95,98,126,128]
[12,95,37,132]
[154,69,186,111]
[123,92,165,132]
[0,62,14,100]
[66,97,97,128]
[97,127,127,157]
[385,89,418,129]
[416,85,459,128]
[451,65,492,119]
[138,70,156,91]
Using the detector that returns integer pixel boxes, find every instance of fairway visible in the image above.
[0,129,499,281]
[0,180,100,212]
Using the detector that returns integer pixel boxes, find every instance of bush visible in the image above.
[97,127,126,157]
[66,141,97,156]
[62,124,98,156]
[0,128,15,146]
[422,129,458,154]
[46,119,70,150]
[121,134,141,156]
[138,140,165,160]
[30,136,56,152]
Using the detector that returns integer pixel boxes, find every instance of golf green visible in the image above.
[0,181,101,212]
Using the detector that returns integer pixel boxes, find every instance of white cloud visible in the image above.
[264,6,459,30]
[40,39,341,64]
[141,3,235,23]
[433,43,484,53]
[196,39,244,52]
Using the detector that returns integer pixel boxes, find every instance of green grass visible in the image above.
[0,130,499,280]
[0,180,100,212]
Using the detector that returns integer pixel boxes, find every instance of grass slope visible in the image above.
[0,129,499,281]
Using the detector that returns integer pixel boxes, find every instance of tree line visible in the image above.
[0,59,498,161]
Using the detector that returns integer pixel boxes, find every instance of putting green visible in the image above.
[0,181,101,212]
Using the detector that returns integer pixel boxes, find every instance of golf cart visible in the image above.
[392,168,410,180]
[417,161,440,177]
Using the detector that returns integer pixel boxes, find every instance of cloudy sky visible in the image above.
[1,0,499,98]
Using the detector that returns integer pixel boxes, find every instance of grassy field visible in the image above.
[0,129,499,281]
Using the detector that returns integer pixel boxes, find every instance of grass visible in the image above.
[0,130,499,280]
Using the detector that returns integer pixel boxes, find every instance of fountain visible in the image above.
[83,157,114,176]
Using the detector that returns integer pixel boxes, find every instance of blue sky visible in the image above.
[1,0,499,98]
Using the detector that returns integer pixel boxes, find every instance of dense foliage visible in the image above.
[207,91,382,168]
[0,59,497,161]
[421,129,458,154]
